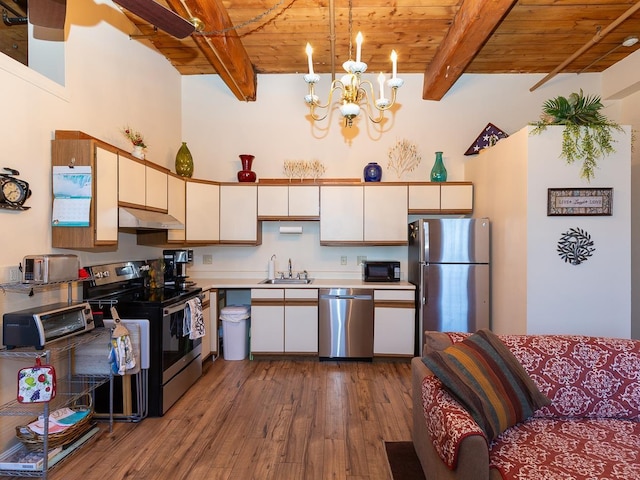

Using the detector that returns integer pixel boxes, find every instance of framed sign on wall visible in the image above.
[547,188,613,216]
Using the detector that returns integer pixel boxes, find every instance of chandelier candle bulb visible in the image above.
[391,50,397,79]
[306,43,314,75]
[356,32,363,62]
[378,73,385,101]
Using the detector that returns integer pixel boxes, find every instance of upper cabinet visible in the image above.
[320,184,407,245]
[118,155,169,212]
[185,179,220,244]
[52,132,119,249]
[258,183,320,220]
[220,184,261,245]
[118,155,146,207]
[408,182,473,214]
[145,164,169,212]
[166,173,186,243]
[363,184,407,244]
[320,185,364,244]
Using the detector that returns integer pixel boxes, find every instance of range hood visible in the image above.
[119,207,184,230]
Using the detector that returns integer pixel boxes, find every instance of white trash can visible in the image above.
[220,305,250,360]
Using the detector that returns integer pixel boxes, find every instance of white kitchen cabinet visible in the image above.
[373,289,415,357]
[250,289,285,353]
[441,183,474,213]
[145,164,168,212]
[320,185,363,244]
[220,184,260,245]
[408,184,441,212]
[284,289,318,353]
[52,134,119,249]
[408,182,473,214]
[364,184,407,244]
[166,173,186,243]
[186,179,220,243]
[118,155,146,207]
[258,184,319,219]
[250,288,318,354]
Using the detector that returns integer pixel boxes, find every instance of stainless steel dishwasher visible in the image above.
[318,288,374,359]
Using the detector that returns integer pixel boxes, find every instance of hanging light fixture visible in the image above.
[303,0,403,127]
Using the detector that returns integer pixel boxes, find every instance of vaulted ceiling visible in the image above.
[120,0,640,102]
[3,0,640,103]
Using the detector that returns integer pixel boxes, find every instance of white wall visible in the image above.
[467,126,632,338]
[182,72,606,279]
[0,0,181,317]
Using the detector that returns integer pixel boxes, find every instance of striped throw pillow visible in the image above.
[421,329,550,441]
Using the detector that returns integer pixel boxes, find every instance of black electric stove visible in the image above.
[83,260,203,417]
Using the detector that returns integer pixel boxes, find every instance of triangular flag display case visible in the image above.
[464,123,509,156]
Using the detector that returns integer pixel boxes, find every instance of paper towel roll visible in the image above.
[279,226,303,234]
[268,260,275,279]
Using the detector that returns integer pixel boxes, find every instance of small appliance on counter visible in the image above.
[3,302,95,350]
[163,249,193,290]
[21,254,79,284]
[363,260,401,282]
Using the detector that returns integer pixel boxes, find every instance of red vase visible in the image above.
[237,154,256,182]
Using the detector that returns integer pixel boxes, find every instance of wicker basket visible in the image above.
[15,396,94,451]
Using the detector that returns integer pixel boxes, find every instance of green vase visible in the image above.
[175,142,194,178]
[430,151,447,182]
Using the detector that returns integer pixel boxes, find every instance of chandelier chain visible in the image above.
[348,0,353,59]
[196,0,296,36]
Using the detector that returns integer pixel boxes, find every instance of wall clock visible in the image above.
[0,167,31,210]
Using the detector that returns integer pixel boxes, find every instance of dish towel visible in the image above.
[109,335,136,375]
[184,297,205,340]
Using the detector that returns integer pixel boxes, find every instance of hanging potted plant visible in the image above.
[530,89,623,182]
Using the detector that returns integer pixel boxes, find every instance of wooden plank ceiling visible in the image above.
[62,0,640,101]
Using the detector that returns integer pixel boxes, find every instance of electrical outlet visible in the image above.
[9,267,20,282]
[357,255,367,265]
[202,254,213,265]
[340,256,347,265]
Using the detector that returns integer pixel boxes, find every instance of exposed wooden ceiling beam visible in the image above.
[422,0,517,101]
[166,0,257,101]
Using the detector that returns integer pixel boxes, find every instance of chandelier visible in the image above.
[303,3,403,127]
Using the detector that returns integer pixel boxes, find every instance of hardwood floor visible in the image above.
[43,358,413,480]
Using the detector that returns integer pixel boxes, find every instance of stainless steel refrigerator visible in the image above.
[408,218,490,355]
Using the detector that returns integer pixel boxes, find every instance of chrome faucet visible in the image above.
[288,258,293,278]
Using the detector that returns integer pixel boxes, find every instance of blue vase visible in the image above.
[430,151,447,182]
[364,162,382,182]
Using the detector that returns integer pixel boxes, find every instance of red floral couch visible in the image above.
[411,332,640,480]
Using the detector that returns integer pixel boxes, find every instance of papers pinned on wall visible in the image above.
[52,166,92,227]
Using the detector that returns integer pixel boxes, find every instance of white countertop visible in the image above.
[193,277,415,290]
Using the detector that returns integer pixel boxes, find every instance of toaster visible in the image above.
[22,254,79,284]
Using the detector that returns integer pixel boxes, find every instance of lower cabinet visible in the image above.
[373,289,415,356]
[284,289,318,353]
[250,288,318,354]
[200,289,211,361]
[250,289,285,353]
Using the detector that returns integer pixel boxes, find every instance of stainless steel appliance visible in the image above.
[83,260,202,417]
[3,302,95,349]
[22,254,79,284]
[363,260,401,282]
[318,288,374,359]
[408,218,490,354]
[163,249,193,290]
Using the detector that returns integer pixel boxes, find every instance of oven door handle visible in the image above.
[163,303,186,316]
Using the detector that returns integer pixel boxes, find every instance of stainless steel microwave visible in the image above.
[363,261,401,282]
[3,302,95,350]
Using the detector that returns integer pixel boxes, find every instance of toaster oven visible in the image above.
[3,302,95,350]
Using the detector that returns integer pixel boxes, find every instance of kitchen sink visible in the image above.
[260,278,313,284]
